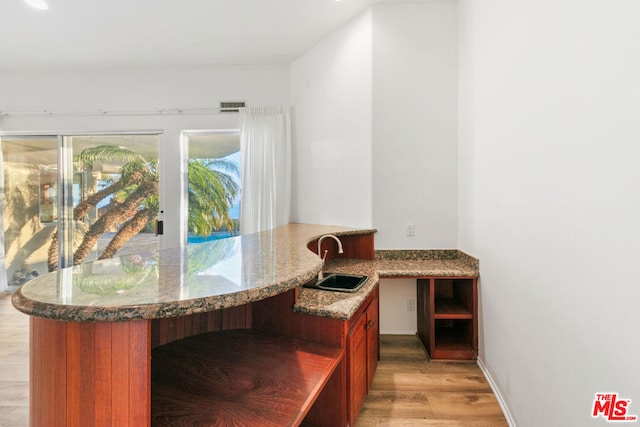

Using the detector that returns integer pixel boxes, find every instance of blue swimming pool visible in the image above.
[187,232,234,244]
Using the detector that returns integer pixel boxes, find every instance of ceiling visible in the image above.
[0,0,422,71]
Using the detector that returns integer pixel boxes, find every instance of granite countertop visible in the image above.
[11,224,375,322]
[294,250,479,320]
[12,222,479,323]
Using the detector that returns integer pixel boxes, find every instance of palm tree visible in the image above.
[47,145,239,271]
[188,158,239,236]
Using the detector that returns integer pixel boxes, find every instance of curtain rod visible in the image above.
[0,107,242,118]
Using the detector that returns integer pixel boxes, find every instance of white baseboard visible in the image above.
[380,330,417,335]
[477,357,518,427]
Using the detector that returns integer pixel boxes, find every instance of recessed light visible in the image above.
[22,0,49,10]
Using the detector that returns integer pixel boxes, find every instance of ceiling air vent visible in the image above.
[220,101,246,113]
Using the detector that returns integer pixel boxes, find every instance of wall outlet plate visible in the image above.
[406,223,415,237]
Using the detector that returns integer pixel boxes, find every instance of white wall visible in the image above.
[291,3,459,334]
[458,1,640,426]
[379,278,417,334]
[372,2,458,249]
[290,10,373,228]
[0,65,290,248]
[370,2,458,334]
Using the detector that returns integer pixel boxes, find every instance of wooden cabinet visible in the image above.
[366,293,379,389]
[348,313,368,427]
[417,277,477,360]
[347,286,379,426]
[252,283,379,427]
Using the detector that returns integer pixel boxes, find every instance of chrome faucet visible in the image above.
[317,234,344,280]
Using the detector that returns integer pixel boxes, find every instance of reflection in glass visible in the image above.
[73,253,159,296]
[1,136,58,288]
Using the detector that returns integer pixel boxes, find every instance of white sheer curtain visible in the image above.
[239,106,291,235]
[0,145,8,292]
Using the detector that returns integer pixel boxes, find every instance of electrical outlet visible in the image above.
[406,223,415,237]
[406,299,416,312]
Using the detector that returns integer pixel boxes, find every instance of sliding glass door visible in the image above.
[1,136,59,289]
[1,133,160,289]
[65,135,160,265]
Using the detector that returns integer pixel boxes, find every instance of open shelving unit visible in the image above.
[151,329,344,426]
[417,277,478,360]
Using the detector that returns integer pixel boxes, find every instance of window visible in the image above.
[184,131,241,244]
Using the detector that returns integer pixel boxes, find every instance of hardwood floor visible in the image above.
[0,293,29,427]
[0,294,506,427]
[356,335,508,426]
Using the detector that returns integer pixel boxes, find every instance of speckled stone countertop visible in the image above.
[294,250,479,320]
[11,224,375,322]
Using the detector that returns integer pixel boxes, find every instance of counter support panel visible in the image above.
[30,317,151,426]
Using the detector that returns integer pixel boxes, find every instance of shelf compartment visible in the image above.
[432,319,476,360]
[434,298,473,319]
[152,329,343,426]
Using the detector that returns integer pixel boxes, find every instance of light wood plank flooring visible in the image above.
[0,293,29,427]
[0,293,507,427]
[356,335,508,426]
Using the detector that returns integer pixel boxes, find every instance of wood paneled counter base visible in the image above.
[29,293,360,427]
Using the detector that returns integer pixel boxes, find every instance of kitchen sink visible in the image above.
[306,273,368,293]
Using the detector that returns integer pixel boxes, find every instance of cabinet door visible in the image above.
[365,295,379,390]
[348,313,367,427]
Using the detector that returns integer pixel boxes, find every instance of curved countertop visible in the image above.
[11,224,375,322]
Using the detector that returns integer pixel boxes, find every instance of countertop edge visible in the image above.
[12,268,322,322]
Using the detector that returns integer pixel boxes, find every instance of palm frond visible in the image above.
[74,145,147,169]
[187,159,239,235]
[203,158,240,177]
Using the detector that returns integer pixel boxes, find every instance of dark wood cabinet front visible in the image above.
[347,286,379,426]
[366,293,379,389]
[348,312,368,427]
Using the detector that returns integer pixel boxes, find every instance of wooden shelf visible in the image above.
[432,323,475,360]
[417,277,478,361]
[151,329,343,426]
[434,298,472,319]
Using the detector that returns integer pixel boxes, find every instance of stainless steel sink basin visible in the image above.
[306,273,368,293]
